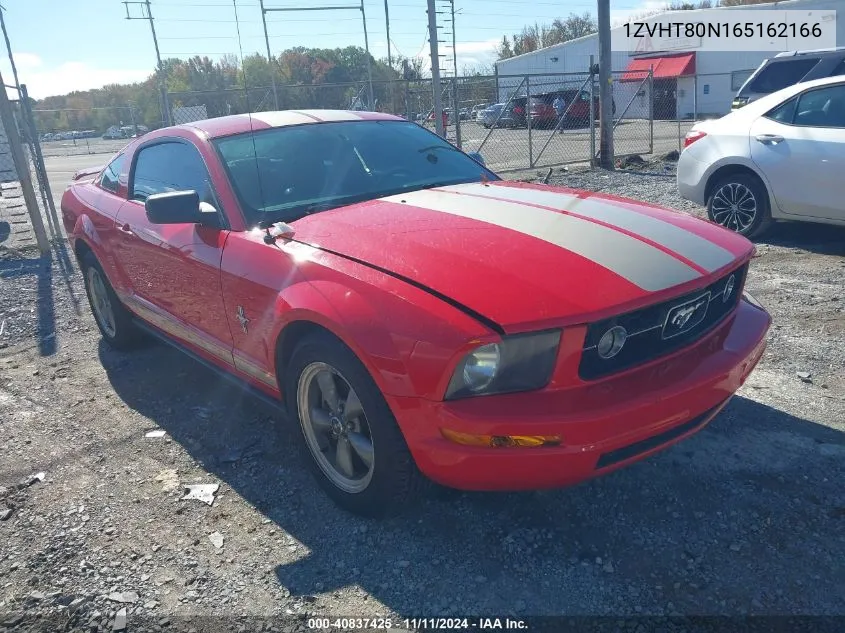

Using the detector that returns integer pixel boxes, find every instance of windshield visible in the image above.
[214,119,498,226]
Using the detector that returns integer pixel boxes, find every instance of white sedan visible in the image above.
[677,76,845,239]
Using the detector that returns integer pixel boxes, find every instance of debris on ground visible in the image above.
[181,483,219,506]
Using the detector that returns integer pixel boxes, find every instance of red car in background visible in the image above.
[62,110,770,517]
[527,91,617,128]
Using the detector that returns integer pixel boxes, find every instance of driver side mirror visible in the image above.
[467,151,486,166]
[145,190,219,227]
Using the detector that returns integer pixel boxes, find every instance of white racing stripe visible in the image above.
[382,189,701,291]
[248,111,323,127]
[445,183,735,273]
[292,110,364,122]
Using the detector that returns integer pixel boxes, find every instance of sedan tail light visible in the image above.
[683,130,707,150]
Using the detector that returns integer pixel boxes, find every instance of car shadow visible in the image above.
[758,221,845,255]
[98,337,845,615]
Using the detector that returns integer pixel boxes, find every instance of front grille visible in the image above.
[579,263,748,380]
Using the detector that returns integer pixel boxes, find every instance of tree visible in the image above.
[496,13,598,60]
[551,12,598,42]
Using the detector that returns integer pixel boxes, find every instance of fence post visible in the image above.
[648,67,654,155]
[453,77,462,149]
[526,75,533,168]
[19,84,62,241]
[693,74,698,121]
[0,72,49,253]
[589,57,596,167]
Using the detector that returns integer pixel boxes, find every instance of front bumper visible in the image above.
[390,298,770,491]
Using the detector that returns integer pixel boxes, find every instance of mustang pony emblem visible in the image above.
[671,304,700,329]
[663,293,710,339]
[236,306,250,334]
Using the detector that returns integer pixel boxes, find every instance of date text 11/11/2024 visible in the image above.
[307,617,529,630]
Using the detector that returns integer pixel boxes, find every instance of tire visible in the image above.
[284,332,424,517]
[706,172,773,240]
[81,252,142,350]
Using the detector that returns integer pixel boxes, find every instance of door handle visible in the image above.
[117,223,133,235]
[755,134,784,145]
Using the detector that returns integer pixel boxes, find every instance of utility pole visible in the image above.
[597,0,614,169]
[360,0,375,109]
[124,0,171,126]
[384,0,392,69]
[258,0,280,110]
[0,4,21,90]
[427,0,444,137]
[441,0,461,147]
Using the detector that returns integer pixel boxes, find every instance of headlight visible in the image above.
[445,330,562,399]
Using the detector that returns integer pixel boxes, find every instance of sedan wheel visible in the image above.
[285,333,423,517]
[297,362,374,494]
[707,173,772,239]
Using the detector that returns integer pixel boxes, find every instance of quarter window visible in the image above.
[99,154,124,194]
[747,58,819,94]
[131,141,215,203]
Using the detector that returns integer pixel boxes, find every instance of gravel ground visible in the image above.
[1,167,844,632]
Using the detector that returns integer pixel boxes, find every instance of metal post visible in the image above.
[450,0,461,148]
[0,72,49,252]
[20,84,61,241]
[144,0,171,126]
[384,0,392,70]
[589,56,596,167]
[649,67,654,155]
[427,0,444,137]
[526,75,533,168]
[597,0,614,169]
[259,0,280,110]
[693,74,698,121]
[360,0,375,110]
[0,5,21,90]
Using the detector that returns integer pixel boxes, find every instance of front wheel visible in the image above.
[284,333,423,517]
[707,173,772,239]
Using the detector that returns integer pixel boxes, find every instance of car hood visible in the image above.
[290,181,753,332]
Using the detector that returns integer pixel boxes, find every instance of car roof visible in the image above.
[729,75,845,118]
[176,109,403,139]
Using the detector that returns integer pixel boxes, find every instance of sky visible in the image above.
[0,0,655,99]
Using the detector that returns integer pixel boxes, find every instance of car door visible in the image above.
[113,138,236,367]
[749,83,845,221]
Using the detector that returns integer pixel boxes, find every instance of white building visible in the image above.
[494,0,844,119]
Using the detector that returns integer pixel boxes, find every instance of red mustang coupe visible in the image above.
[62,110,771,517]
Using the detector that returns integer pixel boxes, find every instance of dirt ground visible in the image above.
[1,167,844,633]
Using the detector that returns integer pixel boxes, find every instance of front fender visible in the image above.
[271,278,420,399]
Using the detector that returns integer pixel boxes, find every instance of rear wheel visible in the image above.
[81,252,142,350]
[284,332,423,517]
[707,173,772,239]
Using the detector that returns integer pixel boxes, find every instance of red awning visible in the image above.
[620,53,695,82]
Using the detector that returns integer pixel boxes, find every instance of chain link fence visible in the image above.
[0,83,61,253]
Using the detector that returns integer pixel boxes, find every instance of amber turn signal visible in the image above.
[441,428,561,448]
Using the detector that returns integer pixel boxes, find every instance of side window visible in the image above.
[99,154,124,194]
[794,85,845,128]
[748,58,820,93]
[765,97,797,124]
[130,141,214,203]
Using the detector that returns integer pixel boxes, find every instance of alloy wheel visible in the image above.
[711,182,758,233]
[297,362,375,493]
[87,267,117,338]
